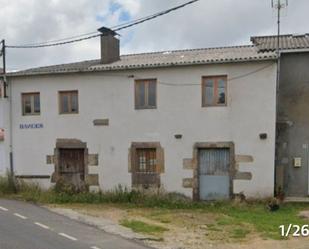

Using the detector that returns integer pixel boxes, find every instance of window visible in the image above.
[202,76,227,107]
[59,90,78,114]
[135,79,157,109]
[22,92,40,115]
[136,148,157,173]
[130,142,164,188]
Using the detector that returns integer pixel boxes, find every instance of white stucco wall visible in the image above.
[7,61,277,198]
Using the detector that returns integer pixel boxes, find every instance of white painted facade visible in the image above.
[3,61,277,198]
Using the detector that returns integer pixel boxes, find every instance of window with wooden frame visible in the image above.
[129,142,164,188]
[59,90,78,114]
[136,148,157,173]
[22,92,40,115]
[202,75,227,107]
[135,79,157,109]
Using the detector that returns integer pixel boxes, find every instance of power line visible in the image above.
[134,63,275,87]
[7,33,101,48]
[20,31,99,47]
[114,0,199,32]
[9,9,169,47]
[6,0,200,49]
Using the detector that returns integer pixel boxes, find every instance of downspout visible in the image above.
[8,77,14,176]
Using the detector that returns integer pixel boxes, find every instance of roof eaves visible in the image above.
[7,55,277,78]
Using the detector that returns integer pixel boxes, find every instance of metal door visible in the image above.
[59,149,85,189]
[199,148,230,200]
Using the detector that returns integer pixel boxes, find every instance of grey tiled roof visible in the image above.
[8,45,276,77]
[251,34,309,52]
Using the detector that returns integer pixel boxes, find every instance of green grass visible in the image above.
[0,173,17,195]
[209,202,309,240]
[120,219,169,235]
[231,228,250,239]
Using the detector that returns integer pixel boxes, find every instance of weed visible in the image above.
[120,219,169,235]
[0,171,17,195]
[231,228,250,239]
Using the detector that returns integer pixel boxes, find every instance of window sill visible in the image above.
[135,106,157,110]
[202,105,227,108]
[22,113,41,116]
[59,112,79,115]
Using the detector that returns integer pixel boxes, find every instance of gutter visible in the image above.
[6,57,277,78]
[8,78,14,175]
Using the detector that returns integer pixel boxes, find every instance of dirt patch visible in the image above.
[48,204,309,249]
[299,210,309,219]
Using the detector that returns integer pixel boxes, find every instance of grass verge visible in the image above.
[120,219,168,236]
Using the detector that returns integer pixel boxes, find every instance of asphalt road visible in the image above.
[0,199,150,249]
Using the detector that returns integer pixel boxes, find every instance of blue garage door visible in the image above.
[199,148,230,200]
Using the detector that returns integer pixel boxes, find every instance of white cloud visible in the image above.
[0,0,308,70]
[114,0,141,16]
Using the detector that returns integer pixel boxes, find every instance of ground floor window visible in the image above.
[136,148,157,173]
[129,142,164,189]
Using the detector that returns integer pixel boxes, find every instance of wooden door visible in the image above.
[59,149,85,188]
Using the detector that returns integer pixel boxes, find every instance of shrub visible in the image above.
[0,171,18,195]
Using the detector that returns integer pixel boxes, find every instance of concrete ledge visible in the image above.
[234,172,252,180]
[15,175,51,179]
[93,119,109,126]
[235,155,254,163]
[56,138,87,149]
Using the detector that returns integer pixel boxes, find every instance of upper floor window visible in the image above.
[59,90,78,114]
[22,92,40,115]
[202,75,227,107]
[135,79,157,109]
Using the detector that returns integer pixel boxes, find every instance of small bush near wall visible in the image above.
[0,176,203,208]
[0,172,18,195]
[0,176,283,211]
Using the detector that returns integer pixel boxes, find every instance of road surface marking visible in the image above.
[34,222,50,230]
[14,213,27,219]
[0,206,8,211]
[58,233,78,241]
[91,247,102,249]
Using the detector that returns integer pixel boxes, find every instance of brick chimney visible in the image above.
[98,27,120,64]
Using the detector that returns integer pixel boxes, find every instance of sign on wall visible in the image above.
[19,123,44,129]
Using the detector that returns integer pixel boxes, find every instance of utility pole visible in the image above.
[272,0,288,197]
[271,0,288,94]
[1,39,7,98]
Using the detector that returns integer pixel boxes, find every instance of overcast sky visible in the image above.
[0,0,308,71]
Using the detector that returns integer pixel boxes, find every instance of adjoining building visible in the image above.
[251,34,309,198]
[0,29,308,200]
